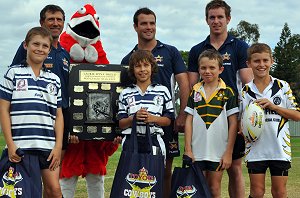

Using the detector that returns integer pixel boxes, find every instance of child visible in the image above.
[118,49,175,157]
[240,43,300,198]
[0,27,63,197]
[184,49,238,198]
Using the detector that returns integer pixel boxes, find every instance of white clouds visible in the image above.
[0,0,299,76]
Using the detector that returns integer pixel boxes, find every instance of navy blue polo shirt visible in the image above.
[121,40,186,95]
[188,35,248,93]
[11,42,70,108]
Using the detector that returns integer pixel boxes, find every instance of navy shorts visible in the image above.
[195,161,222,172]
[162,120,180,158]
[247,160,291,176]
[232,133,245,160]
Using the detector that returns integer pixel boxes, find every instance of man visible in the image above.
[121,7,190,197]
[10,5,70,197]
[187,1,253,197]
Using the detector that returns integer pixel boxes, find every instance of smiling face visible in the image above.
[247,52,273,79]
[134,60,152,85]
[206,7,230,36]
[40,11,64,39]
[199,57,224,84]
[134,14,156,42]
[24,34,51,66]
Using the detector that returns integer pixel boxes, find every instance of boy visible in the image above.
[118,49,175,157]
[0,27,63,197]
[240,43,300,198]
[184,49,238,198]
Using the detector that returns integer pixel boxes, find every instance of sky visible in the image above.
[0,0,299,77]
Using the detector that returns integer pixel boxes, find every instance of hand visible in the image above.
[255,98,276,110]
[8,144,22,163]
[174,112,186,133]
[183,150,195,163]
[113,136,122,144]
[220,150,232,170]
[48,146,62,171]
[69,135,80,144]
[136,108,148,121]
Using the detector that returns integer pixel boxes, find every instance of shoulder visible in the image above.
[229,35,249,49]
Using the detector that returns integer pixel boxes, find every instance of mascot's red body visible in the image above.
[60,4,109,64]
[60,4,118,179]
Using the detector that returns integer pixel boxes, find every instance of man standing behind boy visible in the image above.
[188,1,252,197]
[121,7,190,197]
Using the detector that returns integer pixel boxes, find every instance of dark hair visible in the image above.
[128,50,158,82]
[133,7,156,26]
[198,49,223,68]
[25,26,53,46]
[247,43,272,61]
[40,4,65,23]
[205,0,231,19]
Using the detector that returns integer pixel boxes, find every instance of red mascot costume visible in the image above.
[59,4,118,198]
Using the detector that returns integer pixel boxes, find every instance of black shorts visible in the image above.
[247,160,291,176]
[195,161,222,172]
[162,120,180,158]
[232,133,245,160]
[62,107,70,150]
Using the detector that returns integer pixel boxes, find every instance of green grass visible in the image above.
[0,134,300,197]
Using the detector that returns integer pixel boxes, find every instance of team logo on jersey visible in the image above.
[176,185,197,197]
[222,52,231,61]
[153,95,164,106]
[193,92,202,102]
[0,166,23,197]
[46,83,57,95]
[128,96,135,107]
[155,55,163,62]
[44,63,53,69]
[62,58,69,66]
[273,96,281,105]
[16,79,28,91]
[124,167,157,197]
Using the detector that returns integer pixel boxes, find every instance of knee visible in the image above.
[250,187,265,198]
[44,184,62,198]
[209,184,221,198]
[271,188,286,198]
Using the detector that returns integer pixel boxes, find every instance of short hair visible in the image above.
[128,50,158,82]
[198,49,223,68]
[247,43,272,61]
[133,7,156,26]
[205,0,231,19]
[40,4,65,23]
[24,26,53,46]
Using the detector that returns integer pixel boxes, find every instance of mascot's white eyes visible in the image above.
[94,14,99,21]
[78,7,86,14]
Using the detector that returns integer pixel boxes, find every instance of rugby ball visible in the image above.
[242,102,265,142]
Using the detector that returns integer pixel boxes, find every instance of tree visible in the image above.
[180,50,189,67]
[229,20,260,44]
[272,23,300,99]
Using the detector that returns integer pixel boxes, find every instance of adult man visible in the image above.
[10,5,69,198]
[187,1,253,197]
[121,7,190,197]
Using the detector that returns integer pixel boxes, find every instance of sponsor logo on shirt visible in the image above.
[193,92,202,102]
[128,96,135,107]
[46,83,57,95]
[153,95,163,106]
[16,79,28,91]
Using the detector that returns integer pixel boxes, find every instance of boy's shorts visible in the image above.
[232,133,245,160]
[62,107,70,150]
[195,161,222,172]
[247,160,291,176]
[162,120,180,158]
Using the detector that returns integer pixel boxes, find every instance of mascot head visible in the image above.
[66,4,100,46]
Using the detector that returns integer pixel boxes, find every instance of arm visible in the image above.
[48,107,64,170]
[184,114,194,161]
[187,72,199,88]
[255,98,300,121]
[221,113,238,170]
[174,72,190,132]
[0,99,21,162]
[239,68,253,84]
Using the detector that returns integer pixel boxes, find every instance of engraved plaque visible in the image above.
[101,83,111,90]
[87,126,97,133]
[73,99,83,106]
[73,113,84,120]
[74,85,84,92]
[73,126,83,133]
[88,83,99,90]
[102,126,112,134]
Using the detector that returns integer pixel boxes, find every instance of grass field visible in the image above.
[0,134,299,197]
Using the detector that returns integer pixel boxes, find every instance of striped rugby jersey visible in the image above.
[185,79,239,162]
[0,64,62,151]
[118,84,175,135]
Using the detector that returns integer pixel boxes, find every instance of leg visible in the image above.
[206,170,223,198]
[86,174,105,198]
[227,158,245,198]
[249,173,265,198]
[59,176,78,198]
[271,176,288,198]
[41,168,62,198]
[163,157,173,198]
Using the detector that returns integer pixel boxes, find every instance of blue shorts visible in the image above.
[162,120,180,158]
